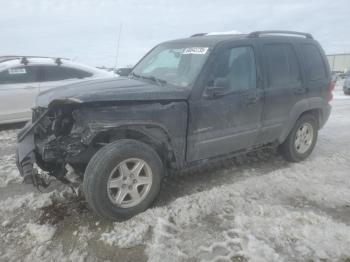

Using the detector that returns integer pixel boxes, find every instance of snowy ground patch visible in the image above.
[27,223,57,243]
[101,220,150,248]
[0,191,58,214]
[0,154,22,187]
[0,129,21,187]
[100,149,350,261]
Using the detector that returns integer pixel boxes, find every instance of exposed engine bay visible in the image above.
[17,104,99,187]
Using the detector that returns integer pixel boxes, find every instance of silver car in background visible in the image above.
[0,56,115,124]
[343,76,350,95]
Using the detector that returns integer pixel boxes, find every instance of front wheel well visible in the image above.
[91,127,176,172]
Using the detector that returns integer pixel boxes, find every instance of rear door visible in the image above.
[0,65,40,123]
[257,41,306,144]
[39,65,93,92]
[187,42,263,161]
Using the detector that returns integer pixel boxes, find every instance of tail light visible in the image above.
[327,81,335,102]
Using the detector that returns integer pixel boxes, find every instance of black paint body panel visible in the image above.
[16,32,332,182]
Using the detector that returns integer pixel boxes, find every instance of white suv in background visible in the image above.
[0,56,115,124]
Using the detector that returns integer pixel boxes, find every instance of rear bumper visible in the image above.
[319,104,331,129]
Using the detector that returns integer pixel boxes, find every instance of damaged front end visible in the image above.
[16,100,96,188]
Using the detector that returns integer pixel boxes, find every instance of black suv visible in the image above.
[16,31,333,220]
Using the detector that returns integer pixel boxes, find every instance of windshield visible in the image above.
[132,43,211,88]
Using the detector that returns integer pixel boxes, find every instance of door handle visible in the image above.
[293,87,306,95]
[244,93,259,105]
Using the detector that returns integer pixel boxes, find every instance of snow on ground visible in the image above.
[0,130,22,187]
[0,81,349,261]
[101,150,350,261]
[27,223,57,243]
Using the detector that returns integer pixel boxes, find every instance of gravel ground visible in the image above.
[0,82,349,262]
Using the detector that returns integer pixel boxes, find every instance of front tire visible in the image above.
[83,139,163,220]
[280,114,318,162]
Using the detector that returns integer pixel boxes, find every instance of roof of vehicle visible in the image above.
[0,56,71,64]
[164,34,247,46]
[0,56,22,63]
[0,56,114,76]
[164,30,315,46]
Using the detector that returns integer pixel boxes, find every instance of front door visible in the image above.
[187,44,263,162]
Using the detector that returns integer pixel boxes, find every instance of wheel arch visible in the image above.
[278,98,324,143]
[91,124,180,171]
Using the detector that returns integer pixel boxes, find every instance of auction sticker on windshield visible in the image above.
[183,47,209,55]
[8,68,26,74]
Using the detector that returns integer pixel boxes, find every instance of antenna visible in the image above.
[114,23,123,70]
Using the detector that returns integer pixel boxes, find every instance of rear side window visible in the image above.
[0,66,39,84]
[264,44,301,88]
[301,44,326,81]
[42,66,93,82]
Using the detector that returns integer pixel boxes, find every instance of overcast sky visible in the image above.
[1,0,349,67]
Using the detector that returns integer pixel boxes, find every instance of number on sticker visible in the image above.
[183,47,209,55]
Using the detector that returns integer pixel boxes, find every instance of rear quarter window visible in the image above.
[264,44,301,88]
[301,44,327,81]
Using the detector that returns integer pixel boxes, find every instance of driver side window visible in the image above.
[210,46,256,91]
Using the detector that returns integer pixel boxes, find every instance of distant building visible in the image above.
[327,53,350,72]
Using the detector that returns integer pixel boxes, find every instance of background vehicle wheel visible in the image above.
[279,114,318,162]
[83,139,163,220]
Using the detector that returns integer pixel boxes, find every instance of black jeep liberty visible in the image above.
[16,31,333,220]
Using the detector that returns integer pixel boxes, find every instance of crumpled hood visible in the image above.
[36,77,190,107]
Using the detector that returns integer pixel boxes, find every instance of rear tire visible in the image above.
[279,114,318,162]
[83,139,163,220]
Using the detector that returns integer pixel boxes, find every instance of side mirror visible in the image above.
[205,78,230,98]
[116,68,132,77]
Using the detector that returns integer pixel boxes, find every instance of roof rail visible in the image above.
[1,56,69,62]
[55,58,63,65]
[248,30,313,39]
[190,33,207,37]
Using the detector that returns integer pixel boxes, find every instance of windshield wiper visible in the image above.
[131,72,167,86]
[131,72,141,79]
[143,75,167,86]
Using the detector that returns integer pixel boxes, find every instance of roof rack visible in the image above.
[20,57,29,65]
[0,55,69,64]
[248,30,313,39]
[55,58,63,65]
[191,33,207,37]
[1,56,68,66]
